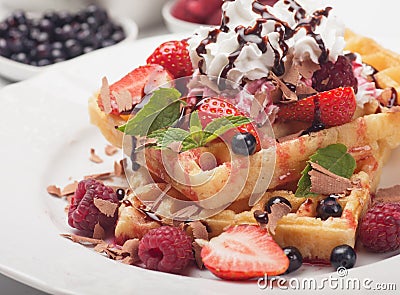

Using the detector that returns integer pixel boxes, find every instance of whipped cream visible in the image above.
[188,0,345,84]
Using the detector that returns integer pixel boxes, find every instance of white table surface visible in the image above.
[0,23,168,295]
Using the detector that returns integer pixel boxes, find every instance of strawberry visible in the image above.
[197,97,260,147]
[97,64,173,115]
[146,40,193,79]
[200,225,289,280]
[277,87,356,127]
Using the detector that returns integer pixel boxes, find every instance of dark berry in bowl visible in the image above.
[330,244,356,270]
[265,196,292,213]
[0,4,127,67]
[316,196,343,220]
[231,132,257,156]
[283,246,303,273]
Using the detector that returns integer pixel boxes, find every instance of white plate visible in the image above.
[0,17,138,82]
[0,1,400,294]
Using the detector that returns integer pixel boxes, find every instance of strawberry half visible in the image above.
[146,40,193,79]
[197,97,260,147]
[200,225,289,280]
[97,64,173,115]
[277,87,356,127]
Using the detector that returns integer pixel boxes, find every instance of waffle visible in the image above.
[203,171,372,262]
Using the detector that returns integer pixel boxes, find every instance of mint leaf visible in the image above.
[204,115,252,144]
[148,128,189,149]
[295,143,356,197]
[118,88,182,136]
[189,112,204,144]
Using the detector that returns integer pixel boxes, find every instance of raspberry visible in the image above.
[312,55,358,93]
[138,226,193,273]
[359,202,400,252]
[68,179,119,233]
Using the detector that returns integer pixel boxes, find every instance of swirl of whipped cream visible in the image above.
[188,0,346,84]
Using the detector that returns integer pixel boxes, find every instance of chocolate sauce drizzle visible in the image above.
[195,0,332,81]
[301,96,326,135]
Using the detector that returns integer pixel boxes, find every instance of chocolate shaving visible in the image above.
[270,72,298,102]
[93,223,105,239]
[60,233,104,245]
[121,239,140,263]
[308,162,352,195]
[114,159,126,177]
[90,148,103,163]
[105,145,118,156]
[167,141,182,153]
[297,59,320,79]
[100,77,112,114]
[84,172,113,180]
[61,181,78,196]
[47,185,62,197]
[172,205,199,220]
[295,83,317,98]
[93,198,118,217]
[374,185,400,204]
[184,221,208,268]
[112,89,133,114]
[267,203,291,235]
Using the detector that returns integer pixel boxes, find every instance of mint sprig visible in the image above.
[148,111,252,152]
[295,143,356,197]
[118,88,182,136]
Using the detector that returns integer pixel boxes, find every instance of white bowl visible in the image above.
[97,0,168,28]
[162,0,214,34]
[0,17,138,81]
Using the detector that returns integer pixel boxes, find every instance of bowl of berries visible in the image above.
[0,4,138,81]
[162,0,279,33]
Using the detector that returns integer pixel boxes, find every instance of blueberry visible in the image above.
[64,39,82,58]
[37,58,51,66]
[111,31,125,43]
[8,38,24,53]
[116,188,125,200]
[330,244,356,270]
[76,29,91,45]
[265,196,292,213]
[50,48,66,60]
[253,210,269,224]
[36,43,52,59]
[0,38,10,57]
[101,39,115,48]
[316,196,342,220]
[52,41,63,50]
[10,52,29,64]
[283,246,303,273]
[231,132,257,155]
[83,46,94,54]
[39,18,54,34]
[0,22,8,37]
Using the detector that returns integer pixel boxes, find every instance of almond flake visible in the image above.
[105,145,118,156]
[93,223,105,239]
[60,233,104,245]
[112,89,133,114]
[309,162,352,195]
[61,181,78,196]
[93,198,118,217]
[267,203,291,235]
[374,185,400,204]
[47,185,62,197]
[100,77,112,114]
[90,148,103,163]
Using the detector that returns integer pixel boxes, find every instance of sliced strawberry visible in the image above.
[201,225,289,280]
[97,64,173,115]
[197,97,260,147]
[277,87,356,127]
[146,40,193,79]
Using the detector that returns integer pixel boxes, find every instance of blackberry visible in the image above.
[312,55,358,93]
